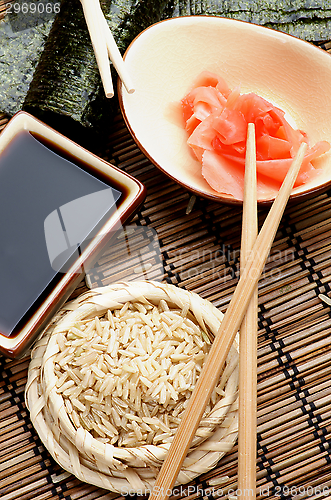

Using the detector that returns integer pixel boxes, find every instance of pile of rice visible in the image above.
[26,282,240,492]
[53,299,226,448]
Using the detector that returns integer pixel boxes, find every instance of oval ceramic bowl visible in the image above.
[119,16,331,205]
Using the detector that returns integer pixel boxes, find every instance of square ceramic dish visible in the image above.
[0,111,145,358]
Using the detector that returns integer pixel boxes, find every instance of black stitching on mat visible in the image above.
[284,221,330,288]
[44,464,68,500]
[1,369,70,498]
[200,480,215,500]
[262,322,294,370]
[256,438,287,499]
[281,220,331,298]
[257,438,269,457]
[255,192,331,480]
[256,459,281,496]
[256,315,331,480]
[164,262,181,285]
[290,363,299,377]
[199,202,241,276]
[27,401,70,497]
[258,302,267,315]
[258,310,277,342]
[323,281,331,295]
[301,399,331,464]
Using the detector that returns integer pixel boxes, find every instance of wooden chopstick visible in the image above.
[149,140,308,500]
[80,0,114,98]
[238,123,258,499]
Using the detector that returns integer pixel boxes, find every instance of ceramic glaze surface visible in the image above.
[120,16,331,203]
[0,112,145,358]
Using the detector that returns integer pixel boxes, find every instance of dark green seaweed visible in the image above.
[0,18,53,116]
[173,0,331,40]
[264,19,331,39]
[216,8,331,25]
[22,0,169,144]
[3,0,330,141]
[106,0,171,52]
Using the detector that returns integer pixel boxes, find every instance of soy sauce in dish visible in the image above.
[0,130,122,338]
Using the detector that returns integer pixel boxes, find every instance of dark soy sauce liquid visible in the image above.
[0,130,122,338]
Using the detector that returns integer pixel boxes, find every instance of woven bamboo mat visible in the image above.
[2,111,331,500]
[2,23,331,500]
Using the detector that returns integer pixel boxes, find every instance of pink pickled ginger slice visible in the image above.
[181,71,331,199]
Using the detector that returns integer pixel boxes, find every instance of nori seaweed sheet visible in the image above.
[1,0,330,140]
[0,18,53,116]
[22,0,169,144]
[265,19,331,39]
[174,0,331,40]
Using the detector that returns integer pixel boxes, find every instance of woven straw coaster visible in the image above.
[25,281,239,493]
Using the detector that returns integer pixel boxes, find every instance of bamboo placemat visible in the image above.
[1,37,331,500]
[2,109,331,499]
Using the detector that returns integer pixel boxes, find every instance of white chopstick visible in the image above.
[80,0,114,98]
[80,0,135,98]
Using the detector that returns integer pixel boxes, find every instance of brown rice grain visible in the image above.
[51,300,228,449]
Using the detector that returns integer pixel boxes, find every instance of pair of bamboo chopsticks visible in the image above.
[149,127,308,500]
[80,0,134,98]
